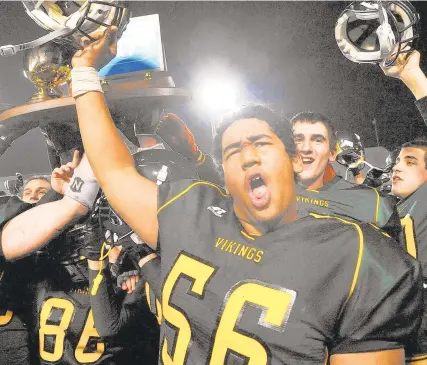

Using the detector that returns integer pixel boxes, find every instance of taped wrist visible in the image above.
[64,173,100,209]
[71,67,103,98]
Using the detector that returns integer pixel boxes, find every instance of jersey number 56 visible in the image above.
[161,253,296,365]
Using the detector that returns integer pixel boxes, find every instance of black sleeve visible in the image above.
[195,154,223,186]
[89,267,150,338]
[139,256,161,299]
[331,228,423,354]
[379,195,403,244]
[415,96,427,126]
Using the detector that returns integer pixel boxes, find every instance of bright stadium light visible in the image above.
[193,70,244,137]
[195,76,242,113]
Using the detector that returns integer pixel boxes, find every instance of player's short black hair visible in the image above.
[289,111,337,151]
[212,104,297,167]
[401,137,427,169]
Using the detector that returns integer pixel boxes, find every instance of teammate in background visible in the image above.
[21,176,51,204]
[380,50,427,364]
[86,220,160,365]
[290,111,400,236]
[71,27,422,364]
[0,153,85,365]
[389,138,427,364]
[0,152,160,364]
[155,113,222,185]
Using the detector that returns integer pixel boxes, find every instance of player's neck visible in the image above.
[239,204,299,236]
[304,174,325,190]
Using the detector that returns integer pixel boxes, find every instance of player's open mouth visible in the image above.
[392,175,402,183]
[247,173,270,209]
[302,157,314,165]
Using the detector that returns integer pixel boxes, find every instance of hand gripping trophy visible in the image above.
[0,1,191,170]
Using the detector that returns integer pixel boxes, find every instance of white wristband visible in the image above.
[71,67,103,98]
[65,176,100,209]
[64,157,100,210]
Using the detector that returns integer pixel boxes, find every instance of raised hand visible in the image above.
[381,50,421,81]
[72,26,118,70]
[51,150,80,195]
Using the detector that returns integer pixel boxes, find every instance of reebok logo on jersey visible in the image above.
[423,283,427,289]
[207,206,226,217]
[70,177,84,193]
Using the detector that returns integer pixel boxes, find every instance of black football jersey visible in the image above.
[154,180,421,364]
[0,254,36,365]
[0,195,48,365]
[397,182,427,360]
[295,175,400,238]
[31,275,116,365]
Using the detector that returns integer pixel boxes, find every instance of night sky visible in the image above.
[0,1,426,177]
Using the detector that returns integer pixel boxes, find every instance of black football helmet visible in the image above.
[335,1,420,67]
[335,131,365,168]
[97,149,199,248]
[0,1,130,56]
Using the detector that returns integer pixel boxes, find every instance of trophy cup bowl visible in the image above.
[23,41,74,104]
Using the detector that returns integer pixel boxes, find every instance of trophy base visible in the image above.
[27,87,63,104]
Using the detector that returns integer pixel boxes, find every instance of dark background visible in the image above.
[0,1,426,176]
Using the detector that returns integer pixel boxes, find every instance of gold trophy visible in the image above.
[22,41,73,104]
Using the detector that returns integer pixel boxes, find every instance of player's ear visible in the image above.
[292,152,303,174]
[329,148,337,162]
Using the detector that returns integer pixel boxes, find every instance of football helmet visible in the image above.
[97,149,199,248]
[335,131,365,168]
[335,1,420,67]
[0,0,130,57]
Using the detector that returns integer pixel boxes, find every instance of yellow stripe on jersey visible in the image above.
[309,213,364,304]
[157,181,229,214]
[401,215,417,259]
[368,223,391,238]
[196,153,206,166]
[240,230,256,241]
[369,187,380,224]
[306,189,319,193]
[408,354,427,364]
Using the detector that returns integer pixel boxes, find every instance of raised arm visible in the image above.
[71,27,159,248]
[0,152,91,260]
[381,50,427,100]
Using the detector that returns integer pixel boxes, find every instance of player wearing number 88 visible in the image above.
[71,26,423,360]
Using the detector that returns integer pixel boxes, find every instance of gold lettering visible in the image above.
[238,245,249,257]
[215,238,225,248]
[226,242,236,253]
[233,243,241,254]
[254,251,264,263]
[213,238,263,264]
[246,248,256,260]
